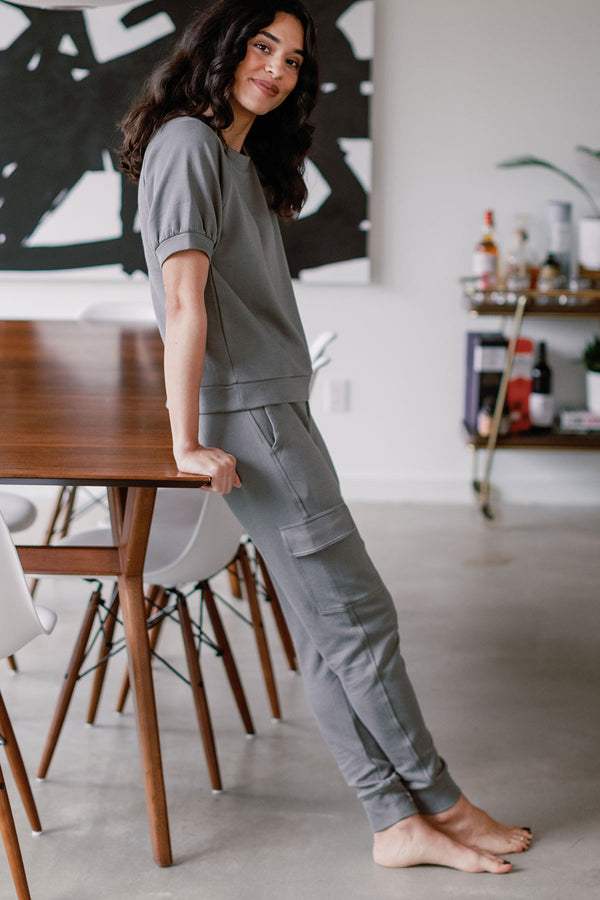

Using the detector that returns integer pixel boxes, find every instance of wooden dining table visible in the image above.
[0,318,210,867]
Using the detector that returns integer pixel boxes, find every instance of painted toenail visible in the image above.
[522,826,532,833]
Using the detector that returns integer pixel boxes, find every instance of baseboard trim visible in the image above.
[339,474,600,506]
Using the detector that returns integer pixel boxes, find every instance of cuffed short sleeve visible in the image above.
[141,118,224,266]
[156,229,215,266]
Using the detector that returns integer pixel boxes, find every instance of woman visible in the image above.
[119,0,531,874]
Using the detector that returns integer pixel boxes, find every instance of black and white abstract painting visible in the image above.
[0,0,373,282]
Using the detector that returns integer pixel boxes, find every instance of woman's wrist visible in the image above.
[173,440,203,466]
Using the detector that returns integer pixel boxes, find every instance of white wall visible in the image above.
[3,0,600,505]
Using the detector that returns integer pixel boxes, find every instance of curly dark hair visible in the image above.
[118,0,319,218]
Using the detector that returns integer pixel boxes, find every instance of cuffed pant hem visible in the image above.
[361,783,419,833]
[409,762,462,816]
[364,762,462,833]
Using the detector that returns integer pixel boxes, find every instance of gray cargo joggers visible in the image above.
[199,401,461,832]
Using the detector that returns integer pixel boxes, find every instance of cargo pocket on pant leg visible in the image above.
[280,503,386,615]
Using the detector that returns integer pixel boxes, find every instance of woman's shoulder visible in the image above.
[154,116,221,153]
[143,117,225,182]
[142,116,230,201]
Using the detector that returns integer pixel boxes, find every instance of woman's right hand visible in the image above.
[174,444,241,494]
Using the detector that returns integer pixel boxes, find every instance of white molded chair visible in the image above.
[79,300,155,323]
[0,494,37,535]
[0,512,56,900]
[37,489,282,793]
[308,330,337,393]
[0,492,39,674]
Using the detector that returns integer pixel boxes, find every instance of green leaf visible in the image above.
[584,335,600,371]
[576,145,600,162]
[497,155,600,216]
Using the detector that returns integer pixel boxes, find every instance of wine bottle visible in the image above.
[528,341,554,430]
[473,210,498,290]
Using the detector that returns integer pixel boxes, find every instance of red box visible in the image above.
[507,337,534,432]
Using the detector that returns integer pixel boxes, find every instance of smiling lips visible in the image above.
[251,78,279,97]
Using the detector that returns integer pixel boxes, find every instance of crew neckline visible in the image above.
[225,143,252,172]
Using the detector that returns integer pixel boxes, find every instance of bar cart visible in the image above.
[463,284,600,519]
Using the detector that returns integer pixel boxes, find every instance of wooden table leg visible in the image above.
[108,486,172,868]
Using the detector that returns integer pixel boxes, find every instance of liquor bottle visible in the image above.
[528,341,554,430]
[536,252,563,301]
[504,225,530,291]
[473,209,498,290]
[477,395,511,437]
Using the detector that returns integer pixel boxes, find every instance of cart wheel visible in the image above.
[482,503,494,521]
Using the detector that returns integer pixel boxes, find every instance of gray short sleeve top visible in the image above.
[138,116,312,413]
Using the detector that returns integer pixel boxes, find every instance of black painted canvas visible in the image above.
[0,0,373,282]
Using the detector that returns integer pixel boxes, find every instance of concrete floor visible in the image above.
[1,501,599,899]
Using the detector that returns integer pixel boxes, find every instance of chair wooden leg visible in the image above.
[236,545,281,719]
[201,584,255,735]
[0,763,32,900]
[86,585,120,725]
[227,559,243,598]
[114,669,129,714]
[176,593,222,792]
[0,694,41,834]
[43,486,71,545]
[57,485,78,539]
[256,552,297,672]
[115,586,168,714]
[7,656,17,673]
[37,588,102,780]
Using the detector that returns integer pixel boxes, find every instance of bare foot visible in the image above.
[426,794,532,855]
[373,814,512,874]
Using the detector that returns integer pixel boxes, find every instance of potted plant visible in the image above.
[583,335,600,413]
[498,146,600,271]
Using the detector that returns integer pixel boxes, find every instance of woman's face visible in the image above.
[230,12,305,122]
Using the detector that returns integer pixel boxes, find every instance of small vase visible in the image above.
[586,369,600,413]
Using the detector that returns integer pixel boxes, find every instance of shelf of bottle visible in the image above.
[462,285,600,317]
[464,425,600,450]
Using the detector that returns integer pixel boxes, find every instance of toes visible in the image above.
[489,856,512,874]
[511,830,533,852]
